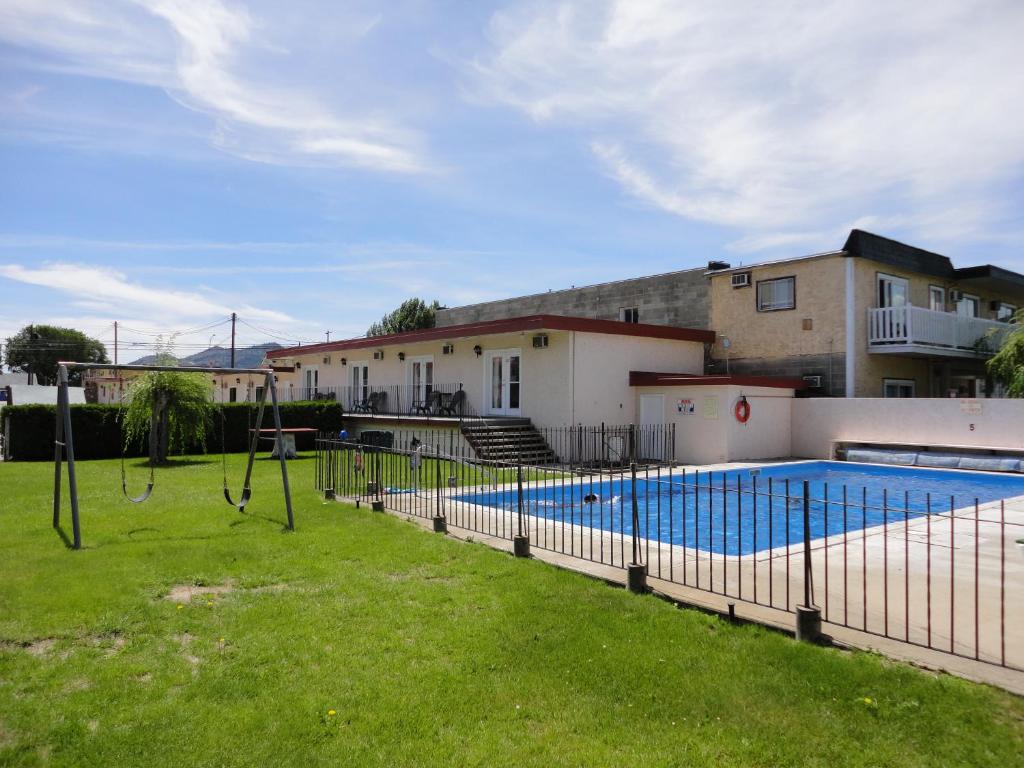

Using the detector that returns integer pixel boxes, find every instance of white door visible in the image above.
[350,362,368,407]
[484,349,521,416]
[407,356,434,407]
[639,394,665,460]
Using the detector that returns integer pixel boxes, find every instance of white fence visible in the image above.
[868,306,1010,353]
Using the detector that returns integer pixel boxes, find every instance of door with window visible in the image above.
[407,356,434,409]
[350,362,369,408]
[955,293,980,318]
[484,349,521,416]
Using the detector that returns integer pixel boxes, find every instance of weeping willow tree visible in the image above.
[987,309,1024,397]
[122,350,213,464]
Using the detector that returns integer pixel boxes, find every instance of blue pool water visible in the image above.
[455,461,1024,556]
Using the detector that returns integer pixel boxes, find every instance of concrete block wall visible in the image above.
[437,268,711,330]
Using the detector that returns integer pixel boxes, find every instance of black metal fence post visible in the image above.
[513,461,530,557]
[796,479,822,642]
[627,461,647,593]
[432,450,447,533]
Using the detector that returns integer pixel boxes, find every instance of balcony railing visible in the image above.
[867,305,1012,355]
[274,382,478,418]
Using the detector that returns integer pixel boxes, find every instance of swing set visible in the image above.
[52,362,295,549]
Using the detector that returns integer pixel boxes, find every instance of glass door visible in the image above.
[484,349,521,416]
[407,356,433,409]
[304,366,319,398]
[350,363,368,408]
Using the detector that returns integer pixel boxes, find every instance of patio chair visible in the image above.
[368,390,387,414]
[439,389,466,417]
[411,390,443,415]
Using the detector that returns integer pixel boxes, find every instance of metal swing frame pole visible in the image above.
[52,364,81,549]
[268,372,295,531]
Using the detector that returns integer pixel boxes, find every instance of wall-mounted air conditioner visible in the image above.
[532,334,549,349]
[731,272,752,288]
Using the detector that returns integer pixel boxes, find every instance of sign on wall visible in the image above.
[703,395,719,420]
[677,398,695,415]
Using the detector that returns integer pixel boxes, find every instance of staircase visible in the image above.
[460,418,558,465]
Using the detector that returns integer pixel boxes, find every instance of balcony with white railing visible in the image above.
[867,305,1013,357]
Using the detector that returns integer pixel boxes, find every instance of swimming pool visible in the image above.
[454,461,1024,556]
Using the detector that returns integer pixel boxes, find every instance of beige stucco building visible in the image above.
[708,230,1023,398]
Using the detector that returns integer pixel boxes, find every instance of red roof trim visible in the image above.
[629,371,806,389]
[269,315,714,358]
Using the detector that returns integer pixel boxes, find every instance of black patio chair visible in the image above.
[411,390,443,415]
[439,389,466,417]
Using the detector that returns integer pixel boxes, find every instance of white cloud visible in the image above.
[475,0,1024,249]
[0,0,428,172]
[0,262,292,324]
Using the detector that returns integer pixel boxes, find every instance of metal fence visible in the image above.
[314,437,1023,672]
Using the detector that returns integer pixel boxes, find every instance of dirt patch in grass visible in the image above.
[26,638,55,657]
[164,582,234,603]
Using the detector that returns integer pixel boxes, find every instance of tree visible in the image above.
[122,349,212,464]
[987,309,1024,397]
[367,298,440,337]
[3,324,108,385]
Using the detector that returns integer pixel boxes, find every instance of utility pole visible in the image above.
[325,330,331,342]
[230,312,237,368]
[114,321,120,400]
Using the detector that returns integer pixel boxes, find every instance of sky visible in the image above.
[1,0,1023,359]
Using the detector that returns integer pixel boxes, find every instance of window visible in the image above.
[756,277,796,311]
[619,307,639,323]
[883,379,915,398]
[955,293,980,318]
[877,273,909,308]
[996,302,1017,322]
[929,285,945,312]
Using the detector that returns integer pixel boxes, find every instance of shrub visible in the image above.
[2,401,344,461]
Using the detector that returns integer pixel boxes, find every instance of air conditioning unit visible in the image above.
[532,334,549,349]
[731,271,752,288]
[949,289,964,303]
[322,355,331,365]
[442,343,454,355]
[373,350,384,360]
[802,375,823,388]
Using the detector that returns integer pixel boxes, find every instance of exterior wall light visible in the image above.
[398,352,406,361]
[340,357,347,366]
[473,345,483,357]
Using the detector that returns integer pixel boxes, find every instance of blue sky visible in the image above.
[1,0,1023,358]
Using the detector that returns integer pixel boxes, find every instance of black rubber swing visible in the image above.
[118,406,155,504]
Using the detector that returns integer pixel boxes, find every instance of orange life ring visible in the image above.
[734,398,751,424]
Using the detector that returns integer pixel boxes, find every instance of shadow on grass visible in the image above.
[126,458,218,469]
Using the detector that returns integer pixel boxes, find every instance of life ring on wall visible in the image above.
[734,396,751,424]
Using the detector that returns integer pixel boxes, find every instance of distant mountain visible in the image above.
[130,343,282,369]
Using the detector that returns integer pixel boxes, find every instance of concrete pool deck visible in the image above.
[340,459,1024,695]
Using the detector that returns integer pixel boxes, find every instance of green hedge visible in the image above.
[2,401,344,461]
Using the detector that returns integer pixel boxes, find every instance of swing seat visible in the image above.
[223,486,252,511]
[122,480,154,504]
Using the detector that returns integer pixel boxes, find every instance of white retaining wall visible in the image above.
[791,398,1024,458]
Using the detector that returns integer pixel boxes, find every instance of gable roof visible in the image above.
[269,314,715,359]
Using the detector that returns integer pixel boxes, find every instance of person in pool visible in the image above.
[583,492,599,504]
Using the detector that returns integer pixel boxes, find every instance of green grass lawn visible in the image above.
[1,454,1021,767]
